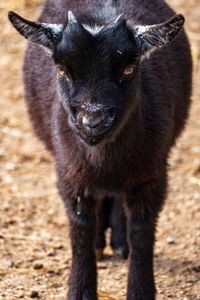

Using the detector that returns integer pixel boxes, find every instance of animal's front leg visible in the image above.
[68,199,97,300]
[58,180,97,300]
[125,179,167,300]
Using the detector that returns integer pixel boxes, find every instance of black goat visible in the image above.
[8,0,192,298]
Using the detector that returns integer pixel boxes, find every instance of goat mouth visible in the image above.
[76,116,116,146]
[79,133,104,146]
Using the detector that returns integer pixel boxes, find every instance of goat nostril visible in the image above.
[71,107,77,117]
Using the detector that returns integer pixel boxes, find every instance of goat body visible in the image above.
[9,0,192,299]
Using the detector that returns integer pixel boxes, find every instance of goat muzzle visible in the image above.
[75,106,115,144]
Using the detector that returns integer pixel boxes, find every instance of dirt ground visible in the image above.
[0,0,199,299]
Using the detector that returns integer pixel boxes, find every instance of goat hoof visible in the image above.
[113,247,129,259]
[95,248,104,260]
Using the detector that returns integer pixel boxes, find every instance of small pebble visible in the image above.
[166,236,175,244]
[30,291,39,298]
[193,265,200,273]
[0,258,14,269]
[33,263,43,270]
[54,244,64,250]
[47,250,56,257]
[48,270,55,277]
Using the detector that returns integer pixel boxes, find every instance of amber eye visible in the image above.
[123,65,135,76]
[58,66,71,82]
[59,67,65,77]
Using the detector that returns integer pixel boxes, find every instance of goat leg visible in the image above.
[58,177,97,300]
[125,178,167,300]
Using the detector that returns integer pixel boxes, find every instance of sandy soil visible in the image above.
[0,0,199,299]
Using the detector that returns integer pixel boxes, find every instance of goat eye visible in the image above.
[59,67,65,77]
[58,66,71,82]
[123,65,135,76]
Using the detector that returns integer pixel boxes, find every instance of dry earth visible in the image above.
[0,0,199,299]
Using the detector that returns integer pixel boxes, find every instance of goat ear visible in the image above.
[8,11,63,55]
[133,14,185,59]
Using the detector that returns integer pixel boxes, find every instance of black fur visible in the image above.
[8,0,192,299]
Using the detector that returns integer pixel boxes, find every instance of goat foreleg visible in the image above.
[125,178,167,300]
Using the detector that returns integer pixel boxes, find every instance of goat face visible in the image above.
[8,11,185,145]
[54,17,140,145]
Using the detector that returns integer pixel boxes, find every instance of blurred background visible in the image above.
[0,1,199,299]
